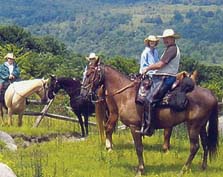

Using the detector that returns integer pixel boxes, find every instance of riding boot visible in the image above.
[140,102,155,136]
[0,88,4,103]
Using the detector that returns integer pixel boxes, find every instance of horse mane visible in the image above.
[57,77,81,87]
[104,65,131,81]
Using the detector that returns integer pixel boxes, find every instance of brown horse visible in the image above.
[81,60,218,176]
[162,70,198,152]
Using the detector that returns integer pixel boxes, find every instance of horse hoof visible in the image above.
[135,168,143,177]
[201,164,207,170]
[135,172,141,177]
[1,122,5,126]
[179,165,190,176]
[107,148,112,153]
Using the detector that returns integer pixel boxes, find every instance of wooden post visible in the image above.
[33,99,54,127]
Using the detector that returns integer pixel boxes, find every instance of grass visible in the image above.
[0,117,223,177]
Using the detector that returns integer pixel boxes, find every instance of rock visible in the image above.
[0,163,17,177]
[0,131,17,151]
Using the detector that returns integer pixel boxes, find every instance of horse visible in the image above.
[48,75,95,137]
[81,60,218,176]
[0,78,48,126]
[162,70,198,152]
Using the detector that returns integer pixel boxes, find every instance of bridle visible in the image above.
[81,64,104,98]
[82,64,136,103]
[50,78,82,98]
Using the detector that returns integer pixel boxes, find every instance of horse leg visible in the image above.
[0,104,4,126]
[199,125,208,170]
[76,113,85,137]
[162,127,173,152]
[18,113,23,127]
[130,126,144,176]
[83,115,89,136]
[7,108,13,126]
[180,125,200,174]
[105,113,118,151]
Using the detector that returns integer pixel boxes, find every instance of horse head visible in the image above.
[48,75,57,99]
[81,59,104,99]
[36,78,49,103]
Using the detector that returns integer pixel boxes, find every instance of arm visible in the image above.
[12,63,20,78]
[140,48,157,74]
[142,45,177,74]
[0,65,10,80]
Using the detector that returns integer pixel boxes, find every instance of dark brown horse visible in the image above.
[81,60,218,176]
[48,75,95,137]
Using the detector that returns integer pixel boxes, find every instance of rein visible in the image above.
[105,81,136,97]
[92,81,136,103]
[91,65,137,103]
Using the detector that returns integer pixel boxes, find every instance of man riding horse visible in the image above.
[140,29,181,136]
[0,53,21,103]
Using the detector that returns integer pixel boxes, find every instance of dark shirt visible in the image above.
[160,44,177,64]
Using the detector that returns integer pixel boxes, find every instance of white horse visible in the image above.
[0,78,48,126]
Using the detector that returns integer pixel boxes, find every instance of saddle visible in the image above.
[156,76,195,111]
[135,75,152,105]
[135,75,195,112]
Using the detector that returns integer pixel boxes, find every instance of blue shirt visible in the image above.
[139,47,159,76]
[0,62,20,84]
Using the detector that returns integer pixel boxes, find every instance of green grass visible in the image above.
[1,117,223,177]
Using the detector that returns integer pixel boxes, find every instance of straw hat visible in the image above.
[86,53,99,61]
[144,35,159,43]
[157,29,180,39]
[4,53,16,60]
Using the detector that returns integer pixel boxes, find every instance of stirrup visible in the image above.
[138,126,155,136]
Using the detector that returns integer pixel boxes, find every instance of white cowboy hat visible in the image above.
[4,53,16,60]
[157,29,180,39]
[144,35,159,42]
[86,52,99,61]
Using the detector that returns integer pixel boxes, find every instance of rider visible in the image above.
[0,53,21,102]
[140,29,181,136]
[82,52,99,83]
[136,35,159,105]
[139,35,159,76]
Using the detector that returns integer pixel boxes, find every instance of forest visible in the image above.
[0,25,223,100]
[0,0,222,63]
[0,0,223,99]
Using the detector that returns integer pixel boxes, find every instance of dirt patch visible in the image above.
[10,132,84,148]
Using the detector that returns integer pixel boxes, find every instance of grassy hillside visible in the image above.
[1,117,223,177]
[0,0,223,64]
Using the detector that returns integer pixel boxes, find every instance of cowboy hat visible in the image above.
[144,35,159,42]
[157,29,180,39]
[86,53,99,61]
[4,53,16,60]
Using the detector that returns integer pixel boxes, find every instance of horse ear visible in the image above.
[43,78,49,83]
[49,74,56,80]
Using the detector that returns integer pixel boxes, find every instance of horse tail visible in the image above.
[95,87,106,143]
[207,100,219,161]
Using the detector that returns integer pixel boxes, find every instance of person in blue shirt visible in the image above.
[139,35,159,76]
[0,53,20,102]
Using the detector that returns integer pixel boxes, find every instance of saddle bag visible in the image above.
[168,91,188,112]
[135,75,152,105]
[157,76,195,111]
